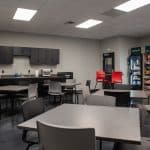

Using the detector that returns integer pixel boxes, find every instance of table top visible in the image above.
[0,85,28,92]
[61,82,81,87]
[93,89,147,99]
[44,82,81,87]
[18,104,141,144]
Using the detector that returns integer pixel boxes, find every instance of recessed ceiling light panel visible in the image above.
[13,8,37,21]
[114,0,150,12]
[76,19,103,29]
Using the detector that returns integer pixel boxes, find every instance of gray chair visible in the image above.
[86,95,116,106]
[114,137,150,150]
[136,104,150,137]
[22,98,44,150]
[86,80,99,93]
[0,94,8,119]
[37,121,95,150]
[82,85,91,104]
[63,79,79,104]
[19,83,38,101]
[48,81,64,104]
[86,94,116,150]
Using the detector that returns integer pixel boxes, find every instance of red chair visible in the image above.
[95,70,106,89]
[111,71,123,84]
[96,70,105,82]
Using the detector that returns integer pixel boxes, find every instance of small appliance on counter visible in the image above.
[40,69,53,77]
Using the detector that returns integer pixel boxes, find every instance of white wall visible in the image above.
[0,32,100,88]
[99,36,138,83]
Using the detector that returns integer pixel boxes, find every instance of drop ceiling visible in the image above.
[0,0,150,39]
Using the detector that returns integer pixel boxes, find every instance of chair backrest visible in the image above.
[112,71,123,83]
[28,83,38,99]
[82,86,90,104]
[86,95,116,106]
[37,121,95,150]
[66,79,76,84]
[104,91,130,107]
[96,70,105,81]
[48,81,62,93]
[22,98,44,121]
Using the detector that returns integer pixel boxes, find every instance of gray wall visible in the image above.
[138,36,150,47]
[0,32,100,88]
[1,31,150,86]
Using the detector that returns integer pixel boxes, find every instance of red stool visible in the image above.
[111,71,123,87]
[95,70,106,89]
[112,71,123,83]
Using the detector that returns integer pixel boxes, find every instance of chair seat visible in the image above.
[26,131,38,143]
[142,105,150,112]
[116,137,150,150]
[19,97,37,101]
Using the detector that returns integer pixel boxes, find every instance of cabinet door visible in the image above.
[51,49,59,65]
[21,47,31,56]
[30,48,39,65]
[45,49,52,65]
[13,47,22,56]
[13,47,31,56]
[0,46,13,64]
[38,49,46,65]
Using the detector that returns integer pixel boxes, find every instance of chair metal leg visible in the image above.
[148,95,150,104]
[95,82,98,90]
[22,130,38,150]
[26,143,35,150]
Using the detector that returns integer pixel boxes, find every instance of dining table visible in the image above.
[93,89,148,104]
[0,85,28,118]
[18,104,141,150]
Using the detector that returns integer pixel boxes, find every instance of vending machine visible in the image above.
[129,47,142,90]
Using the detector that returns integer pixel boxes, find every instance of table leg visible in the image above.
[10,96,15,114]
[99,140,102,150]
[113,142,119,150]
[148,96,150,104]
[0,99,1,120]
[74,86,78,104]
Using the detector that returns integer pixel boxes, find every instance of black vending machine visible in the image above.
[129,47,142,90]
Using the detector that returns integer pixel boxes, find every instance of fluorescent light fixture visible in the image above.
[13,8,37,21]
[114,0,150,12]
[76,19,103,29]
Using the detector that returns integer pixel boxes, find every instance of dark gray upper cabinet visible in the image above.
[0,46,59,65]
[30,48,59,65]
[30,48,39,65]
[0,46,13,64]
[38,49,46,65]
[51,49,59,65]
[13,47,31,56]
[45,49,53,65]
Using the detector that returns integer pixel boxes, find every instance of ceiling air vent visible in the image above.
[64,21,75,25]
[102,9,126,18]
